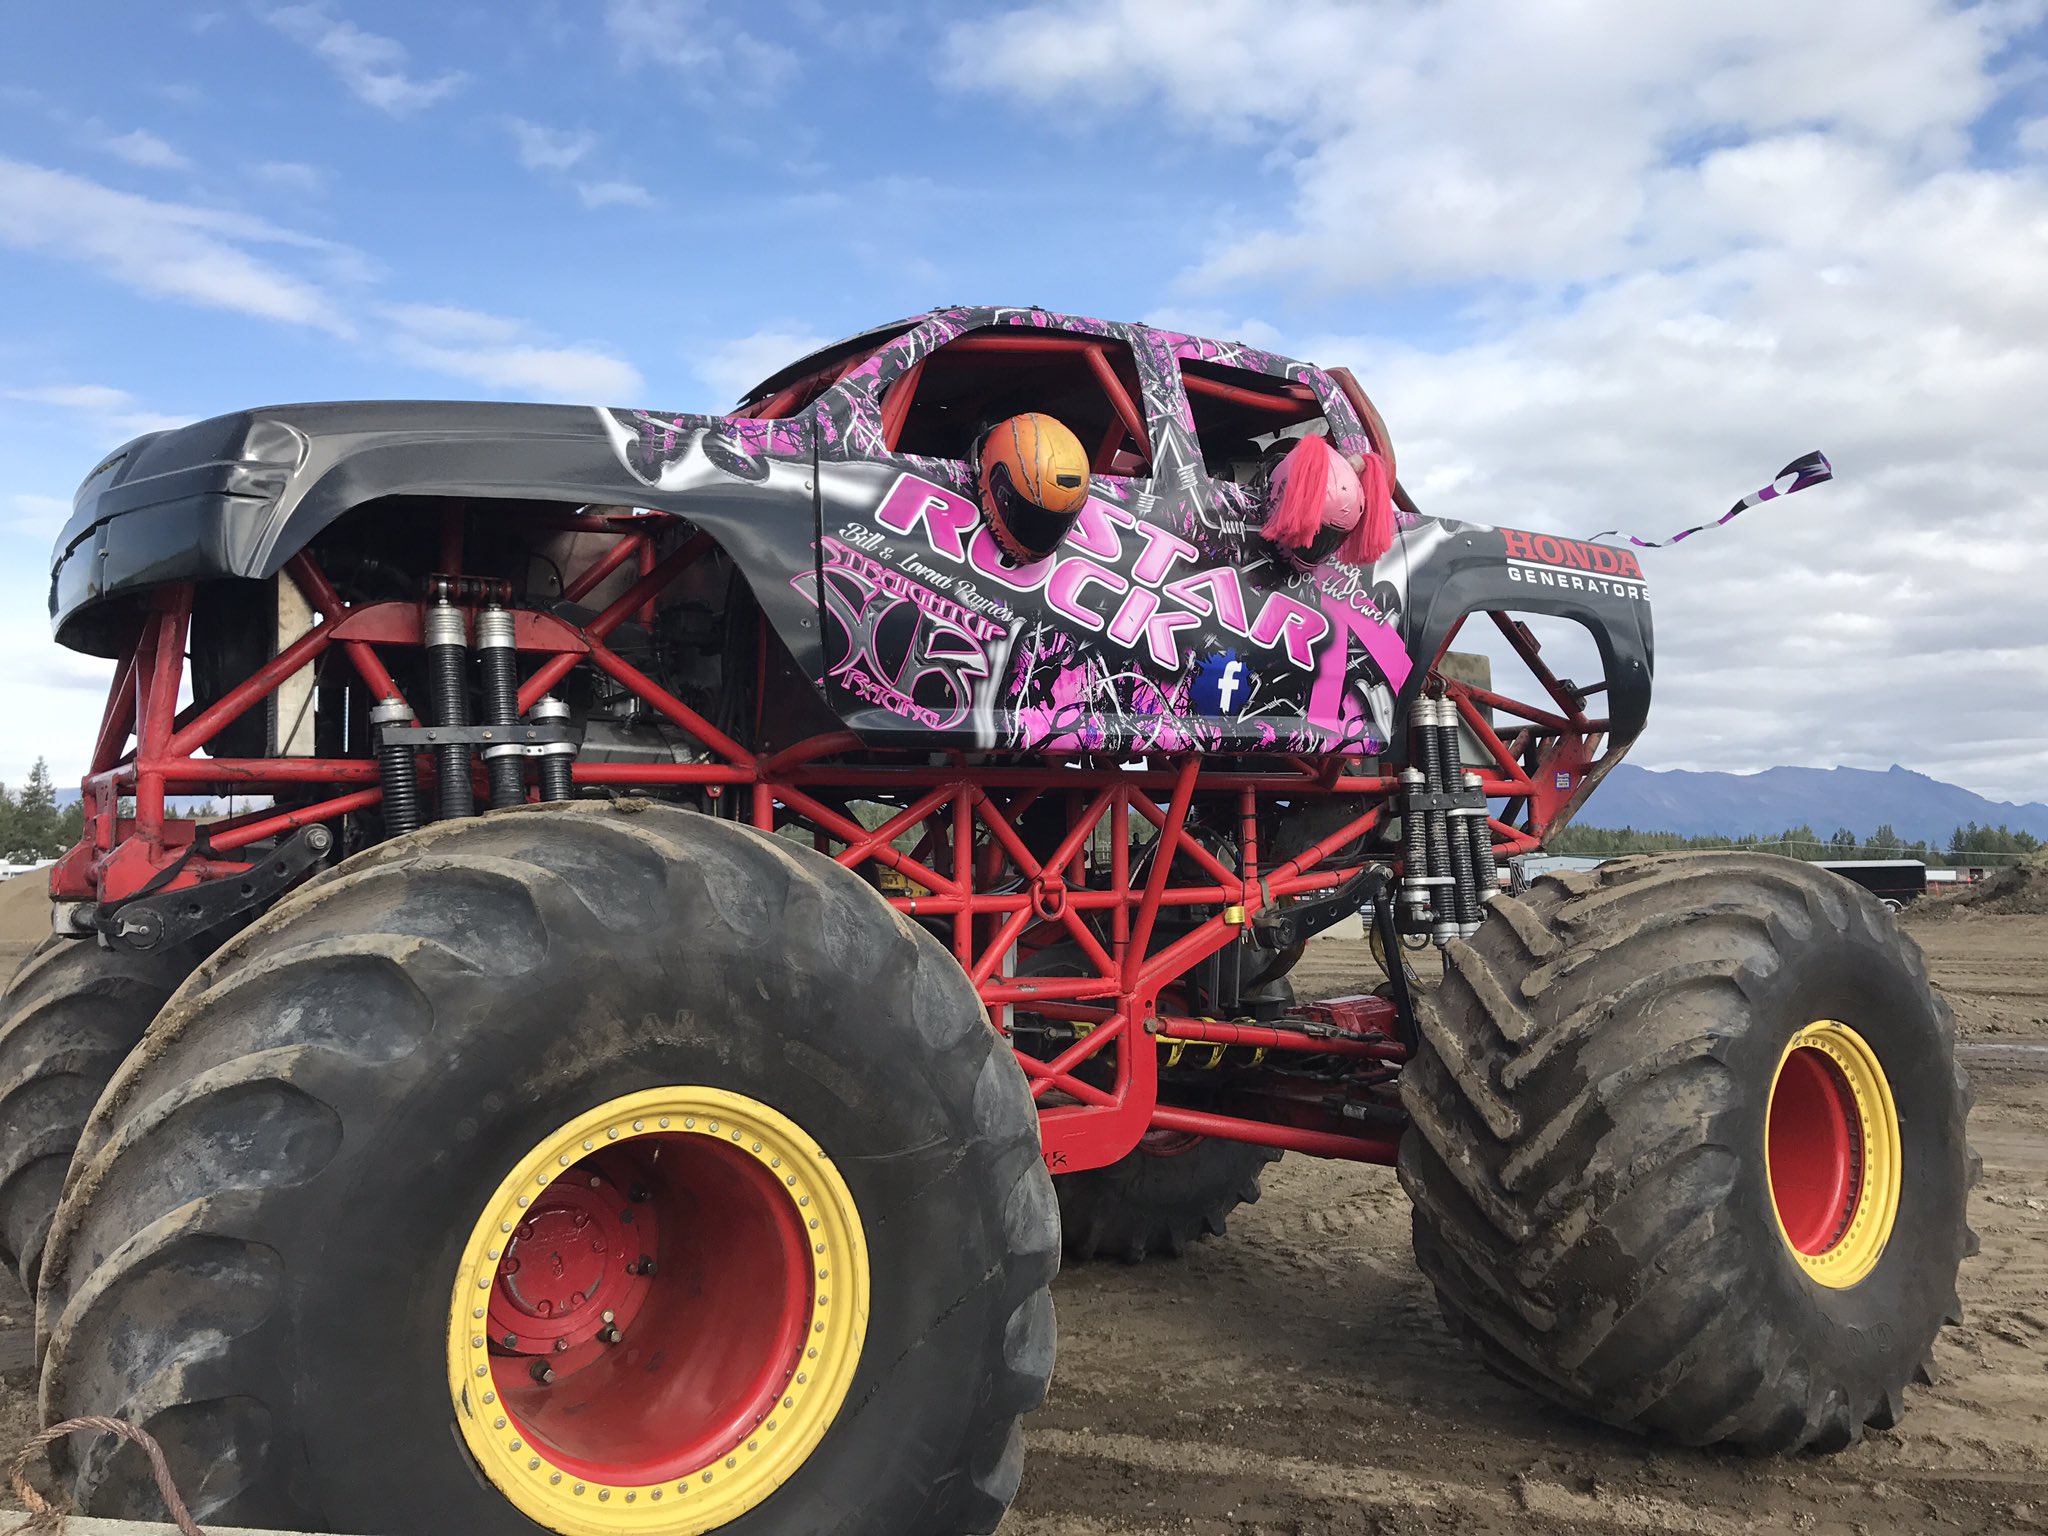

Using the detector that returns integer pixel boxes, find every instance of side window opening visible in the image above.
[1178,358,1329,487]
[884,331,1153,476]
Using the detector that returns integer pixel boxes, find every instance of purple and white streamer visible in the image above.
[1589,451,1833,548]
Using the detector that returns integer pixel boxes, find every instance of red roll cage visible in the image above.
[53,495,1608,1176]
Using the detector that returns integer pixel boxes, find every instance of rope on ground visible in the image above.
[6,1416,203,1536]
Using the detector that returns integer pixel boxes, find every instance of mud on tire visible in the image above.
[1399,852,1976,1452]
[0,934,203,1295]
[36,802,1058,1534]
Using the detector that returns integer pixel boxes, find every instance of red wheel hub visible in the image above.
[1766,1045,1861,1255]
[487,1159,656,1355]
[484,1133,813,1485]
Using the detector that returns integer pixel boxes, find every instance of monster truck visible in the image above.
[3,306,1971,1533]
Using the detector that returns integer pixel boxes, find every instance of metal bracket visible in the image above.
[96,824,334,953]
[1402,788,1488,813]
[378,723,577,748]
[1250,865,1389,950]
[380,720,581,764]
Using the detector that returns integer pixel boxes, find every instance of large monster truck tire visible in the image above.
[0,934,202,1295]
[1399,852,1975,1452]
[37,802,1058,1535]
[1057,1133,1279,1263]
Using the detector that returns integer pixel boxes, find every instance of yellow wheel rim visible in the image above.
[447,1088,869,1534]
[1764,1021,1902,1289]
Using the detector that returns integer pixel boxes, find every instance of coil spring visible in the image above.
[426,601,474,819]
[532,696,576,802]
[477,607,524,810]
[1399,767,1430,892]
[370,698,420,837]
[1437,701,1480,928]
[1464,770,1499,906]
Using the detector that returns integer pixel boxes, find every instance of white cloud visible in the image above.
[0,159,635,401]
[947,0,2029,290]
[948,0,2048,803]
[693,323,831,405]
[6,384,190,439]
[9,384,131,412]
[604,0,796,101]
[0,599,117,785]
[250,159,326,193]
[576,178,655,209]
[0,157,350,331]
[383,303,526,346]
[504,118,596,172]
[385,307,644,401]
[264,5,466,115]
[4,492,73,536]
[499,119,652,212]
[1138,308,1290,355]
[99,129,190,172]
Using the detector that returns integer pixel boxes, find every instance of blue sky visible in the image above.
[3,1,2046,804]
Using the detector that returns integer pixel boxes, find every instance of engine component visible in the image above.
[369,697,421,837]
[423,596,474,819]
[574,717,704,766]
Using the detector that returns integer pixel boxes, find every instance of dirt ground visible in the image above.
[1,876,2043,1534]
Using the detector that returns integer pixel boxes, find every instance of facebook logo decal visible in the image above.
[1190,650,1249,718]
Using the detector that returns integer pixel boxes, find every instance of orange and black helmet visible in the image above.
[977,413,1090,563]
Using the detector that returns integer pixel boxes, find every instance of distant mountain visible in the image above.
[1583,763,2048,846]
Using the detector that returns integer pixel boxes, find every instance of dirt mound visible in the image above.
[0,874,51,977]
[1914,850,2048,919]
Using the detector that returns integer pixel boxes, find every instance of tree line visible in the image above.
[1550,821,2041,866]
[0,760,85,865]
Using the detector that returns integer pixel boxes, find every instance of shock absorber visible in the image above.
[370,697,422,838]
[424,593,475,819]
[1434,697,1481,939]
[476,603,525,810]
[531,695,577,803]
[1398,766,1432,925]
[1416,696,1461,943]
[1446,768,1488,938]
[1462,769,1500,918]
[1401,697,1453,934]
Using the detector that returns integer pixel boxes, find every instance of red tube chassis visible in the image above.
[53,512,1614,1177]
